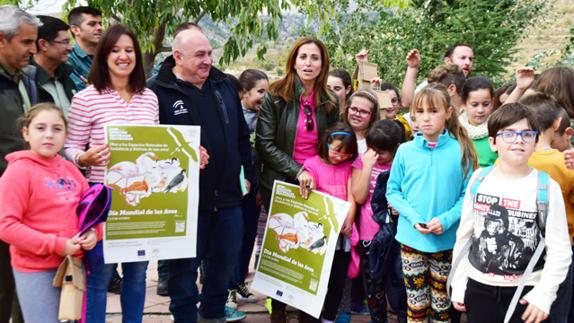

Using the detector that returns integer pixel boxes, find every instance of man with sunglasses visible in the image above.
[31,16,75,115]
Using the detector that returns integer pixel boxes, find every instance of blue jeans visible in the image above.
[230,189,260,288]
[169,206,244,322]
[85,250,149,323]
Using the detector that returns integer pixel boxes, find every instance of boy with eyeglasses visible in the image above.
[450,103,571,323]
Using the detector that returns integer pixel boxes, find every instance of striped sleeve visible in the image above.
[64,89,93,166]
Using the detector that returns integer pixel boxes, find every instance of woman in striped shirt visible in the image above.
[64,24,157,323]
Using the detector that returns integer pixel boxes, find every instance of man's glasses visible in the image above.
[349,106,371,118]
[304,103,313,131]
[496,130,538,144]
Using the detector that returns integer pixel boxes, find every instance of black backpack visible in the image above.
[367,170,398,278]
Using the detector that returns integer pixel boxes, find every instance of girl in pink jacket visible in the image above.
[0,103,96,323]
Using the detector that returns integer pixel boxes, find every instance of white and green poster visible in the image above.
[252,181,351,318]
[103,125,200,263]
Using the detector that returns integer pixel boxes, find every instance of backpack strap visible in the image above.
[503,170,550,323]
[447,167,493,298]
[471,166,493,197]
[536,171,550,235]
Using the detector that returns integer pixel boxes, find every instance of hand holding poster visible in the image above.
[252,180,351,318]
[104,125,200,263]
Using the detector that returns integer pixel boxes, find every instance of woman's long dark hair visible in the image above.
[88,24,146,93]
[268,37,335,111]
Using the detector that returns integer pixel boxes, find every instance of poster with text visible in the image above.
[103,124,200,263]
[252,181,350,318]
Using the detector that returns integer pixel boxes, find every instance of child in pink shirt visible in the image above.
[302,122,358,323]
[351,120,406,322]
[0,103,96,323]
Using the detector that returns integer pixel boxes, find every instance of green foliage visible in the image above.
[61,0,334,75]
[558,25,574,66]
[276,67,284,76]
[322,0,546,87]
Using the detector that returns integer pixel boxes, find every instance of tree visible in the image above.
[59,0,336,76]
[322,0,547,87]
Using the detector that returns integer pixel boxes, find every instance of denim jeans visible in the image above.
[169,206,244,322]
[85,249,149,323]
[230,189,260,288]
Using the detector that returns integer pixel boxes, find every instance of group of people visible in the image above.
[0,3,574,323]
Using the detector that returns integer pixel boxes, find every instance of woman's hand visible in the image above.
[520,299,548,323]
[427,218,444,235]
[452,302,466,312]
[78,144,111,167]
[297,170,315,199]
[76,229,98,251]
[199,145,209,169]
[63,239,81,256]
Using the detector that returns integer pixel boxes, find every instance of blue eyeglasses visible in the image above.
[496,130,538,144]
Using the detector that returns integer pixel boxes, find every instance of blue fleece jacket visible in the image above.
[386,131,471,252]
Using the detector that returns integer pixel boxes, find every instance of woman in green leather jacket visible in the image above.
[255,37,339,323]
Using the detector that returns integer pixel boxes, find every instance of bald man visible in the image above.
[148,24,253,323]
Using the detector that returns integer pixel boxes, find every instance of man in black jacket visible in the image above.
[31,15,75,115]
[148,24,253,323]
[0,5,41,323]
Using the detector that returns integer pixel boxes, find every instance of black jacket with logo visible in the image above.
[148,56,253,213]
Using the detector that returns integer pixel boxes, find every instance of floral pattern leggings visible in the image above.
[400,244,452,323]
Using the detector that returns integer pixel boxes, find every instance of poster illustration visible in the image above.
[252,181,350,318]
[104,124,200,263]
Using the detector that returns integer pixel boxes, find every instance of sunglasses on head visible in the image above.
[303,103,313,131]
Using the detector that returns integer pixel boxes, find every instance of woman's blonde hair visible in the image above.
[411,83,477,176]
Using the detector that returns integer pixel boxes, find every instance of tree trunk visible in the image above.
[143,20,168,78]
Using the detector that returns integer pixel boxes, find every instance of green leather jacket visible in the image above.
[255,80,340,191]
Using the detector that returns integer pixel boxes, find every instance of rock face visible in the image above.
[508,0,574,75]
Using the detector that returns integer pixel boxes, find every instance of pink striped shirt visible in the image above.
[64,86,159,183]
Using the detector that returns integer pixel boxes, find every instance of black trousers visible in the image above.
[0,241,23,323]
[465,278,535,323]
[322,249,351,320]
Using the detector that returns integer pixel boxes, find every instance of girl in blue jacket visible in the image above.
[386,83,477,323]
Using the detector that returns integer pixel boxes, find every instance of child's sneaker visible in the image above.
[225,306,247,322]
[335,311,351,323]
[226,290,238,310]
[350,301,370,315]
[236,282,257,303]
